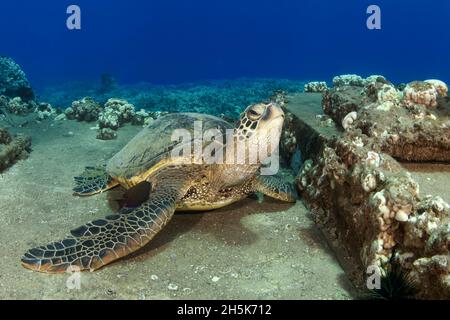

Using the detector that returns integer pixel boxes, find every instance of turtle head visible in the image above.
[236,103,284,139]
[234,102,285,164]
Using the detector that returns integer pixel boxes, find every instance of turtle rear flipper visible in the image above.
[254,175,298,203]
[22,171,191,273]
[73,165,118,196]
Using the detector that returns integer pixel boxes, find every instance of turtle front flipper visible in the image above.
[254,175,298,203]
[73,164,118,196]
[22,173,191,273]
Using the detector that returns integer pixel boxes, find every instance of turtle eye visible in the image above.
[247,108,261,120]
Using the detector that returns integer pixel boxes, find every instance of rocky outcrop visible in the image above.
[322,79,450,162]
[296,133,450,299]
[282,83,450,299]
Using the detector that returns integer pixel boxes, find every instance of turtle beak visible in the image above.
[270,103,285,120]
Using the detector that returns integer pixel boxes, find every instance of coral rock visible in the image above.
[98,98,135,130]
[304,81,328,93]
[425,79,448,97]
[403,81,438,108]
[66,97,103,122]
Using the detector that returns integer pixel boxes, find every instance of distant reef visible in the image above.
[38,78,306,119]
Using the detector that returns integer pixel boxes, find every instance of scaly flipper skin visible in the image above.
[22,171,191,273]
[254,175,298,203]
[73,165,118,196]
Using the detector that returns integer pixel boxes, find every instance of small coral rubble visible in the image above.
[0,128,31,172]
[96,128,117,140]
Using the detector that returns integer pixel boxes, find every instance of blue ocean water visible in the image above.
[1,0,449,87]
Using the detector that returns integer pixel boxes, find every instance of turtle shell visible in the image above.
[106,113,233,182]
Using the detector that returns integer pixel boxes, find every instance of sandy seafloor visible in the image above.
[0,117,354,300]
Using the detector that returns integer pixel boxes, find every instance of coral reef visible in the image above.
[39,79,305,119]
[0,57,34,101]
[282,86,450,299]
[296,134,450,299]
[65,97,103,122]
[0,128,31,172]
[304,81,328,93]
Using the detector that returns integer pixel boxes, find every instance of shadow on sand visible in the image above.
[105,184,295,266]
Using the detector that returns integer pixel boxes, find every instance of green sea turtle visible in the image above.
[22,102,297,273]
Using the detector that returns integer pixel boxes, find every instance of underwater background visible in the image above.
[1,0,449,88]
[0,0,450,300]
